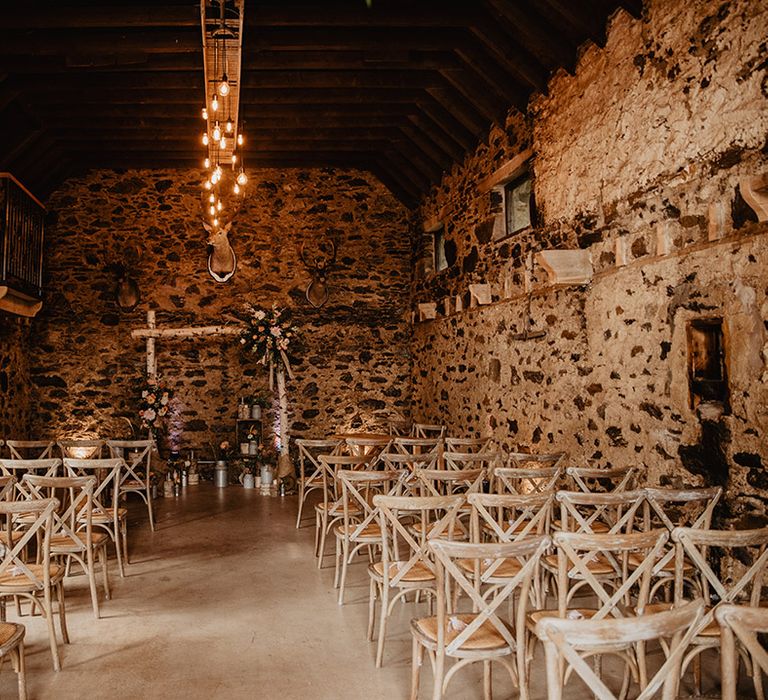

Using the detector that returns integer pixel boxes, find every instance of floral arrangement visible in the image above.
[239,442,277,474]
[139,376,172,433]
[211,440,236,461]
[239,305,297,378]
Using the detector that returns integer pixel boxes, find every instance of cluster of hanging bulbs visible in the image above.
[200,58,247,230]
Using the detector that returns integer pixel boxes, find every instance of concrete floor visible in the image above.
[0,484,748,699]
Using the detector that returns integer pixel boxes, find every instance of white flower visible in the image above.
[240,338,246,344]
[160,393,169,405]
[253,310,266,320]
[144,408,157,421]
[141,390,148,398]
[270,326,282,337]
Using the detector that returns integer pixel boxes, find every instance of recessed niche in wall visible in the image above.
[687,318,730,416]
[433,225,448,272]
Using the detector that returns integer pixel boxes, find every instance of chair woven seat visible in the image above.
[370,560,434,582]
[121,480,145,490]
[457,557,523,578]
[414,613,511,650]
[334,523,381,539]
[0,622,23,648]
[85,506,128,523]
[543,552,616,575]
[50,532,109,551]
[0,563,63,588]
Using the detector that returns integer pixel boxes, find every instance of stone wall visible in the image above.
[0,317,32,440]
[30,168,412,454]
[411,0,768,520]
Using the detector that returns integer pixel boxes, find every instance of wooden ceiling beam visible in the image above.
[453,43,530,113]
[379,150,430,194]
[438,68,509,126]
[406,113,465,163]
[389,138,444,184]
[483,0,577,73]
[426,87,487,139]
[0,6,199,30]
[0,30,200,56]
[368,162,419,207]
[397,124,452,174]
[533,0,609,48]
[247,5,480,28]
[415,96,477,153]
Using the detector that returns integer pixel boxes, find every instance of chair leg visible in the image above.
[542,640,563,700]
[295,482,305,529]
[338,539,351,605]
[42,588,60,672]
[122,517,129,567]
[100,546,111,601]
[317,515,329,570]
[367,577,377,641]
[483,660,492,700]
[375,586,390,668]
[313,509,321,557]
[432,648,445,700]
[16,643,27,700]
[114,525,125,578]
[147,490,155,532]
[57,581,69,645]
[86,550,100,619]
[411,635,423,700]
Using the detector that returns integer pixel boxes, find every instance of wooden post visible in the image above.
[276,365,292,478]
[146,310,157,379]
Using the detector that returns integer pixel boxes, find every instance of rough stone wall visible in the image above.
[31,168,412,453]
[0,317,32,440]
[412,0,768,520]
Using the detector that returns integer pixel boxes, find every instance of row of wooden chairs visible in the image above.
[1,439,156,531]
[296,440,766,698]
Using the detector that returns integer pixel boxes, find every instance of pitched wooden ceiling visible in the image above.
[0,0,641,205]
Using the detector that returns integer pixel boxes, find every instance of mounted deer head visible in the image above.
[107,245,141,312]
[300,238,337,308]
[203,220,237,283]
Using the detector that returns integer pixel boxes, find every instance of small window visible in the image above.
[687,318,730,414]
[504,173,533,236]
[434,226,447,272]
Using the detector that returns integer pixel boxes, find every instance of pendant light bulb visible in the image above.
[217,200,223,212]
[211,94,219,112]
[204,157,211,169]
[220,136,227,149]
[212,123,221,142]
[236,170,248,186]
[208,193,215,203]
[233,183,241,195]
[218,74,230,96]
[226,119,233,133]
[202,132,209,146]
[237,133,244,146]
[213,217,219,227]
[202,107,208,120]
[231,154,237,165]
[209,205,216,216]
[204,180,212,190]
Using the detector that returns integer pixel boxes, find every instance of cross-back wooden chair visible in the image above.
[63,458,126,578]
[414,468,484,540]
[314,453,375,568]
[443,451,499,475]
[466,493,554,612]
[342,436,392,463]
[508,451,566,469]
[640,486,721,602]
[494,465,562,495]
[0,459,61,497]
[411,534,550,700]
[444,437,493,453]
[565,465,636,494]
[535,599,704,700]
[0,619,27,700]
[334,468,400,606]
[716,604,768,700]
[107,439,155,533]
[411,423,446,439]
[671,526,768,697]
[0,477,15,504]
[57,440,104,460]
[393,436,442,456]
[294,438,343,529]
[372,494,465,669]
[5,441,54,460]
[380,452,439,497]
[23,474,110,619]
[531,529,668,698]
[0,498,67,671]
[556,489,646,536]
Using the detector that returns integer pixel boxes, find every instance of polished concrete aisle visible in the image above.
[2,484,731,699]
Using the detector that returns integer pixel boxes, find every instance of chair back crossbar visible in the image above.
[494,465,562,495]
[0,498,58,590]
[469,492,553,543]
[535,599,705,700]
[5,440,54,460]
[444,436,493,453]
[0,459,61,500]
[566,465,636,493]
[557,489,645,535]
